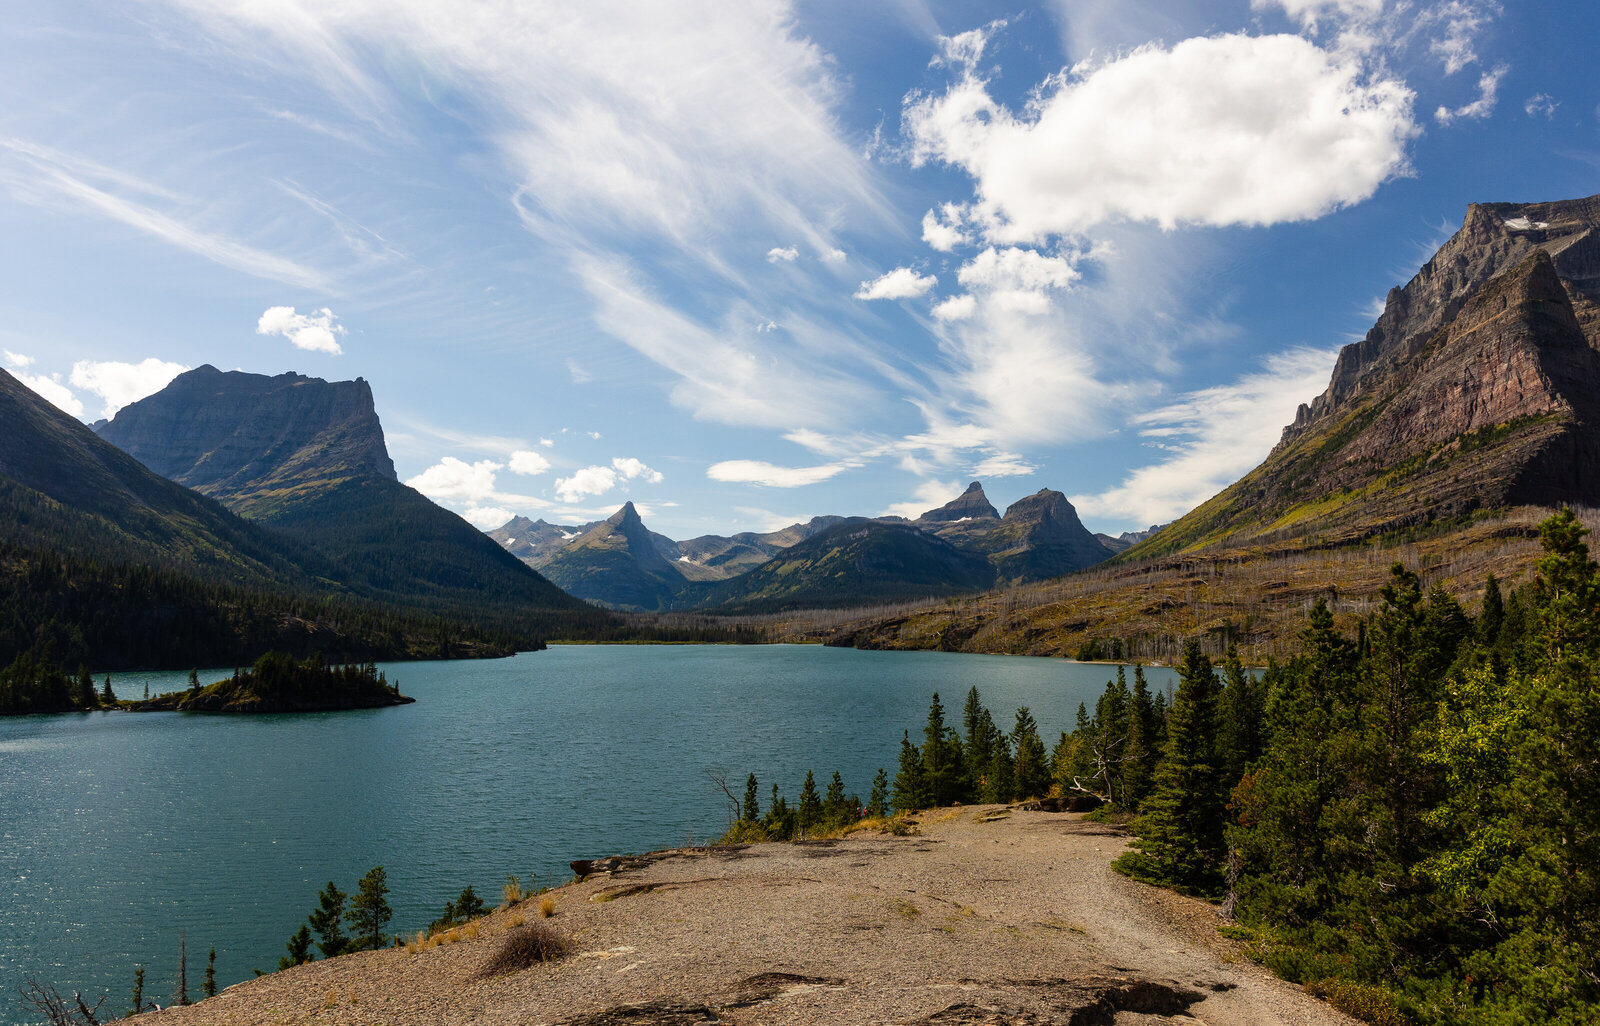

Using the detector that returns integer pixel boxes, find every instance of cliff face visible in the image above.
[537,502,690,612]
[1137,194,1600,557]
[97,365,396,517]
[919,486,1115,582]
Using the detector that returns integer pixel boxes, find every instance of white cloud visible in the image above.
[611,456,663,483]
[1072,346,1337,525]
[461,505,514,530]
[932,294,977,321]
[565,358,593,384]
[881,479,963,520]
[3,350,34,369]
[956,247,1081,305]
[68,358,190,418]
[1524,93,1558,119]
[554,465,618,502]
[1256,0,1385,33]
[0,137,327,291]
[820,247,848,264]
[972,452,1036,478]
[405,457,504,502]
[767,246,799,262]
[905,32,1417,239]
[921,206,970,251]
[1435,63,1508,124]
[1428,0,1496,74]
[539,437,554,447]
[707,459,852,487]
[10,369,84,418]
[855,267,938,300]
[508,449,551,475]
[256,306,345,354]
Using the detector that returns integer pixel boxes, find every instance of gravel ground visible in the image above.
[130,808,1357,1025]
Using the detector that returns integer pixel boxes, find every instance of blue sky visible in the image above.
[2,0,1596,539]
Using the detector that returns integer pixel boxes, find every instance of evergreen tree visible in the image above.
[1477,572,1504,646]
[742,773,760,823]
[72,665,97,709]
[1217,648,1264,785]
[130,966,146,1017]
[921,692,962,806]
[346,866,392,951]
[99,674,114,706]
[203,947,217,999]
[892,731,927,812]
[796,771,822,836]
[1123,666,1160,808]
[984,734,1014,804]
[822,770,849,826]
[1011,706,1050,800]
[175,931,189,1006]
[307,881,348,957]
[763,783,794,839]
[867,768,889,818]
[1115,640,1224,893]
[278,926,313,970]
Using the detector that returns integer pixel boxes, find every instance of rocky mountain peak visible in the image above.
[920,481,1000,522]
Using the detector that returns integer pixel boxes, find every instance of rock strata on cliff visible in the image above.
[1138,194,1600,557]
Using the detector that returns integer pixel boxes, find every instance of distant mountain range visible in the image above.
[488,481,1147,612]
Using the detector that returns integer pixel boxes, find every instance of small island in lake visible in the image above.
[135,652,414,713]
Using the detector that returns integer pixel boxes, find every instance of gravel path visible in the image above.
[131,808,1356,1025]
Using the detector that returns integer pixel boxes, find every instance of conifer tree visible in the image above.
[1123,666,1159,808]
[1011,707,1050,800]
[307,881,348,957]
[867,768,889,818]
[892,731,927,812]
[1478,572,1504,646]
[921,693,962,806]
[742,773,760,822]
[1217,647,1264,785]
[822,770,849,826]
[175,931,189,1006]
[203,948,217,999]
[278,926,313,970]
[1115,640,1224,893]
[130,966,146,1017]
[347,867,392,951]
[99,674,114,706]
[985,734,1014,803]
[796,771,822,836]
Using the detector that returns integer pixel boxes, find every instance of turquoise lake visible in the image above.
[0,645,1177,1022]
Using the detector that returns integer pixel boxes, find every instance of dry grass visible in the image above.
[405,919,484,953]
[503,875,526,906]
[478,923,571,978]
[538,896,555,919]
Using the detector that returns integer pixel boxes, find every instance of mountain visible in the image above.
[675,516,847,578]
[96,366,584,621]
[489,516,594,565]
[1136,194,1600,557]
[0,368,522,669]
[915,484,1115,581]
[1095,524,1168,555]
[699,519,998,614]
[537,502,690,611]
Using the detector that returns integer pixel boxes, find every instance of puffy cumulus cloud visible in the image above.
[539,437,555,447]
[405,457,503,502]
[1435,63,1507,124]
[820,247,848,264]
[881,479,963,520]
[922,204,971,251]
[956,247,1081,313]
[1071,347,1337,525]
[1255,0,1385,34]
[932,294,977,321]
[3,350,34,369]
[68,358,189,418]
[256,306,345,354]
[554,465,617,502]
[508,449,551,475]
[905,32,1417,240]
[766,246,799,262]
[461,505,514,530]
[611,456,663,483]
[706,459,852,487]
[855,267,938,301]
[11,369,84,418]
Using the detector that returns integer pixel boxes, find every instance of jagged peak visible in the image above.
[920,481,1000,522]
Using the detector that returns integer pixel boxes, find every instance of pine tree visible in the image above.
[130,965,146,1017]
[1123,666,1159,809]
[892,731,927,812]
[99,674,114,706]
[1114,640,1225,893]
[1217,647,1263,785]
[203,947,217,999]
[1478,572,1504,645]
[921,693,962,806]
[796,771,822,836]
[742,773,760,822]
[346,867,392,951]
[307,881,348,957]
[867,768,889,818]
[822,770,849,826]
[278,926,313,970]
[175,931,189,1006]
[985,734,1014,803]
[1011,707,1050,800]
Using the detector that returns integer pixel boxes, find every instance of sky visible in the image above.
[2,0,1597,540]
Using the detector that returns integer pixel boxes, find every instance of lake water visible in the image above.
[0,645,1176,1022]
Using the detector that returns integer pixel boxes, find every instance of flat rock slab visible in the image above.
[132,809,1356,1026]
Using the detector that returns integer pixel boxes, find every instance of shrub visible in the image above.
[1303,979,1410,1026]
[478,923,570,977]
[538,896,555,919]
